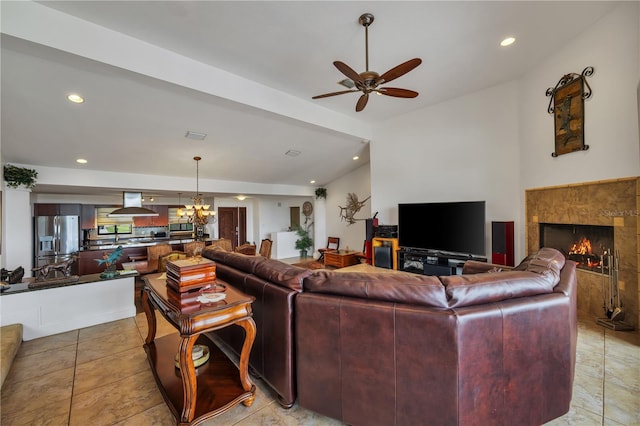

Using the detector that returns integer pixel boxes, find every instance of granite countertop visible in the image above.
[0,270,139,295]
[81,237,211,251]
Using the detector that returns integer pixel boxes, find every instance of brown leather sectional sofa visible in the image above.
[202,248,311,407]
[203,247,577,425]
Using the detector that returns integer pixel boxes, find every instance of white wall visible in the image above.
[519,2,640,189]
[370,3,640,262]
[4,186,33,272]
[372,81,521,260]
[325,163,372,253]
[255,196,313,242]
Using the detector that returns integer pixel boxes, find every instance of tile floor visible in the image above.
[1,310,638,425]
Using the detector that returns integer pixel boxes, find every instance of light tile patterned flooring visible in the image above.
[1,311,638,425]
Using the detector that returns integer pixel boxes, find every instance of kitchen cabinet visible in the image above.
[133,205,168,227]
[34,203,81,216]
[81,204,96,229]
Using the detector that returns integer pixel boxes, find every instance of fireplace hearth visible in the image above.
[540,223,613,272]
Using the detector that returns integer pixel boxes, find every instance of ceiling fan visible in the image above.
[312,13,422,112]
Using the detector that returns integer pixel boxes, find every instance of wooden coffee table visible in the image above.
[142,273,256,425]
[323,250,362,269]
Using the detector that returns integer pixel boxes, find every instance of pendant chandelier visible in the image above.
[178,156,214,226]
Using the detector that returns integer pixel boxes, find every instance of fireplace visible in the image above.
[539,223,614,272]
[526,177,639,332]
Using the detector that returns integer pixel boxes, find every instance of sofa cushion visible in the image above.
[441,271,558,308]
[1,323,22,388]
[513,247,565,276]
[303,271,448,308]
[254,259,311,291]
[202,247,229,262]
[219,251,266,274]
[442,248,565,308]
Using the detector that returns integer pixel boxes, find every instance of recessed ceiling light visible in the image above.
[500,37,516,47]
[310,180,316,184]
[353,156,359,161]
[76,158,88,164]
[67,94,84,103]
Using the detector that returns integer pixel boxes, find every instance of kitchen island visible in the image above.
[0,272,138,341]
[78,237,215,275]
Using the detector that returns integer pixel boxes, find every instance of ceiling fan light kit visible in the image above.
[313,13,422,112]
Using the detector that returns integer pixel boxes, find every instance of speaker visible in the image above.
[365,218,378,241]
[374,246,392,269]
[492,221,514,266]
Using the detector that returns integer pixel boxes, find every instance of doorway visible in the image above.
[290,206,300,230]
[218,207,247,249]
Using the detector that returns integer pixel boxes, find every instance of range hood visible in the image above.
[108,192,159,217]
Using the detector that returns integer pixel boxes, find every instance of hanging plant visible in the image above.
[4,164,38,189]
[315,187,327,199]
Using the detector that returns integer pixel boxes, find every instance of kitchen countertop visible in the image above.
[1,270,139,295]
[81,237,211,251]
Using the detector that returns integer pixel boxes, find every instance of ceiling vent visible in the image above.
[285,149,301,157]
[185,131,207,140]
[108,192,160,217]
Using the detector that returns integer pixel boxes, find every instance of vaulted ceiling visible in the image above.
[1,1,619,197]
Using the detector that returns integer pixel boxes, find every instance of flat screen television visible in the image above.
[398,201,486,256]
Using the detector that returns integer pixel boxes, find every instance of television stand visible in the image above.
[398,248,487,276]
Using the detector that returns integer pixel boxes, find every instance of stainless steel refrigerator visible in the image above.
[34,215,80,277]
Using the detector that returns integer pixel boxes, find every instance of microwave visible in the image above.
[169,223,194,232]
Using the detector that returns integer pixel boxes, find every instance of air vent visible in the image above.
[185,131,207,140]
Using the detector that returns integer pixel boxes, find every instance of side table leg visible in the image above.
[178,335,198,423]
[236,317,257,407]
[141,287,156,345]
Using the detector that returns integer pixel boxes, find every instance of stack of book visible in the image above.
[165,258,217,293]
[165,258,217,312]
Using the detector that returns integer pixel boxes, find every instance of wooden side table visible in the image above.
[323,250,361,269]
[142,273,256,425]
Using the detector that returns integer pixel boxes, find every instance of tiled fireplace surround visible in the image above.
[526,177,639,331]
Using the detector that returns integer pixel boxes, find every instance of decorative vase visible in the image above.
[300,250,308,259]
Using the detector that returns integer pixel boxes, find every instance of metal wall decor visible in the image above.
[338,193,370,225]
[546,66,594,157]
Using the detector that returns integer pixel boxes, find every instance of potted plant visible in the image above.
[4,164,38,189]
[315,187,327,200]
[295,225,313,258]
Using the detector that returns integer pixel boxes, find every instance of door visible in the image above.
[35,216,56,257]
[57,216,80,255]
[290,207,300,230]
[218,207,247,249]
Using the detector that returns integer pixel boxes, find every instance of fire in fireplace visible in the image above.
[539,223,614,272]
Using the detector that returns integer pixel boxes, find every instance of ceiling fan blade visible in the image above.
[376,58,422,85]
[376,87,419,98]
[356,93,369,112]
[334,61,364,85]
[312,90,358,99]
